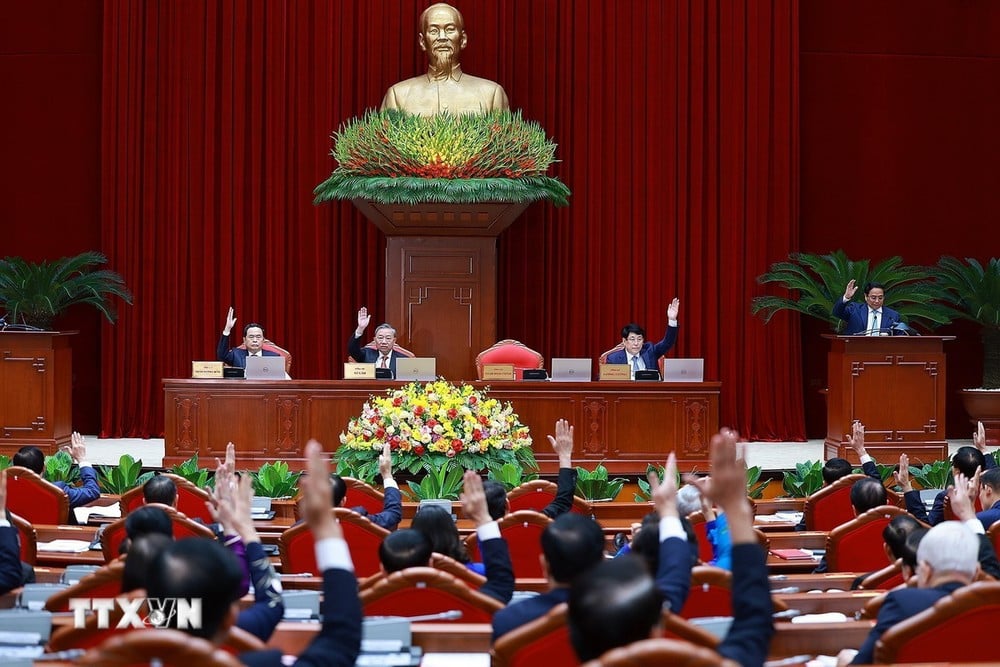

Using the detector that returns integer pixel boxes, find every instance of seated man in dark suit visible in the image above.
[332,442,402,530]
[216,307,282,370]
[605,298,680,379]
[813,476,887,574]
[976,466,1000,530]
[0,470,31,595]
[378,470,514,603]
[839,480,982,665]
[146,439,362,667]
[143,474,177,505]
[568,428,774,666]
[348,307,402,374]
[13,431,100,511]
[832,280,901,335]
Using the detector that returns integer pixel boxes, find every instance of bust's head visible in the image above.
[418,3,466,71]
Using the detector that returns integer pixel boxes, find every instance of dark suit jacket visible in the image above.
[604,325,678,370]
[54,465,101,510]
[832,299,901,335]
[478,532,516,604]
[0,526,23,596]
[240,568,361,667]
[351,486,403,531]
[851,582,964,664]
[347,334,400,374]
[716,543,775,667]
[657,535,693,614]
[235,541,284,642]
[903,453,997,525]
[541,468,578,519]
[977,499,1000,531]
[217,335,281,369]
[492,586,569,641]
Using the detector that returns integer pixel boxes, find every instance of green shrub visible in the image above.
[45,450,81,485]
[782,460,824,497]
[486,462,539,491]
[250,461,301,498]
[575,464,627,501]
[169,454,210,489]
[405,463,466,502]
[98,455,154,494]
[909,459,952,490]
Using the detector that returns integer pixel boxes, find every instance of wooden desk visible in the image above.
[35,525,104,567]
[769,620,874,658]
[769,573,867,592]
[267,621,492,655]
[773,591,880,617]
[163,379,721,473]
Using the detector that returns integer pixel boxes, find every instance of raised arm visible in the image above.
[462,471,514,603]
[649,452,692,613]
[542,419,578,518]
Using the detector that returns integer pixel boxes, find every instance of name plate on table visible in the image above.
[192,361,223,378]
[599,364,630,381]
[344,363,376,379]
[482,364,515,381]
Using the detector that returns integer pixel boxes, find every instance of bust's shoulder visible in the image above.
[387,75,428,94]
[460,72,505,91]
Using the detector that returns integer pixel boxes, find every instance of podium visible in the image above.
[0,331,74,452]
[352,200,528,380]
[823,335,954,464]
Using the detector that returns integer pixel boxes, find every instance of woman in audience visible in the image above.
[411,505,483,574]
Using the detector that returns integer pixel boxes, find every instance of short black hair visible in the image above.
[122,533,173,593]
[629,513,699,574]
[952,446,987,479]
[620,323,646,340]
[981,467,1000,493]
[330,475,347,507]
[143,475,177,506]
[863,282,886,296]
[903,528,928,569]
[850,478,887,514]
[822,458,853,485]
[242,322,264,336]
[411,506,469,564]
[125,505,174,541]
[379,529,432,573]
[883,514,922,561]
[541,514,605,584]
[569,555,662,662]
[482,480,508,520]
[146,538,243,640]
[13,446,45,475]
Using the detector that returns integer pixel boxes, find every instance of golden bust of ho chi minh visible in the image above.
[381,3,510,116]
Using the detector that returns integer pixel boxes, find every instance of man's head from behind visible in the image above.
[146,537,243,641]
[916,521,979,588]
[540,514,605,585]
[850,478,887,514]
[143,475,178,506]
[952,446,986,479]
[883,514,923,573]
[125,505,174,541]
[12,446,45,475]
[379,528,432,573]
[822,457,853,485]
[568,555,662,662]
[418,3,466,71]
[330,475,347,507]
[482,480,508,520]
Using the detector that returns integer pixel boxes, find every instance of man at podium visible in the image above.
[833,280,900,335]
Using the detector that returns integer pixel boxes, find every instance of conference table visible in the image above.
[163,378,721,473]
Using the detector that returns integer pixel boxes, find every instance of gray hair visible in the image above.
[917,521,979,578]
[676,484,703,518]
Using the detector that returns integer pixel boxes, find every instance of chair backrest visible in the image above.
[857,558,906,591]
[77,628,243,666]
[942,492,983,521]
[683,512,716,564]
[803,473,869,531]
[360,566,504,622]
[238,338,292,374]
[118,485,144,516]
[159,473,214,523]
[660,611,722,649]
[988,519,1000,557]
[475,339,545,380]
[430,552,487,588]
[825,505,905,572]
[507,480,592,515]
[874,581,1000,663]
[44,559,125,612]
[581,637,724,666]
[342,476,387,517]
[279,507,388,577]
[678,566,788,620]
[348,340,416,362]
[6,466,69,525]
[464,510,553,579]
[9,511,37,565]
[492,603,577,667]
[598,343,666,374]
[101,504,215,561]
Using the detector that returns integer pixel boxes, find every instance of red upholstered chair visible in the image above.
[491,603,576,667]
[9,511,37,565]
[101,504,216,561]
[279,507,388,577]
[825,505,906,573]
[342,477,388,517]
[430,552,488,588]
[686,511,769,563]
[44,559,125,612]
[475,339,545,380]
[802,473,868,531]
[874,581,1000,663]
[76,628,245,666]
[988,520,1000,557]
[118,484,144,516]
[857,558,907,591]
[678,566,788,619]
[6,466,69,525]
[598,343,666,374]
[360,566,504,622]
[942,491,982,521]
[237,337,292,374]
[348,340,416,362]
[464,510,552,579]
[120,475,214,522]
[581,637,725,666]
[507,480,593,515]
[660,612,721,648]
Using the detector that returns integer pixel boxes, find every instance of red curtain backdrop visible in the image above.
[98,0,804,441]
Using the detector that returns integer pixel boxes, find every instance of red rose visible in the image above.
[393,397,403,407]
[414,405,425,416]
[469,396,477,405]
[479,415,489,425]
[413,445,425,456]
[427,419,438,427]
[451,439,463,451]
[447,408,458,419]
[375,427,385,439]
[472,429,483,441]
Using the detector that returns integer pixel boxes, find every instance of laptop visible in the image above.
[245,356,286,380]
[395,357,437,381]
[662,358,705,382]
[550,358,592,382]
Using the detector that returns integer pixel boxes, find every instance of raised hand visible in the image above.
[546,419,574,468]
[0,470,7,517]
[224,306,237,336]
[844,279,858,301]
[894,453,912,493]
[649,452,679,519]
[356,307,371,334]
[974,421,988,453]
[947,471,977,522]
[67,431,87,464]
[299,440,340,541]
[378,442,394,481]
[460,471,491,526]
[666,297,680,321]
[848,421,867,458]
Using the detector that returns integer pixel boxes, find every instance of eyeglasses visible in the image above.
[625,336,644,343]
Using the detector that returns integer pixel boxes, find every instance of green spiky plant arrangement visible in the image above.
[313,110,571,207]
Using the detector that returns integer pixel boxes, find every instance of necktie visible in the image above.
[631,355,640,375]
[380,356,389,368]
[871,311,879,336]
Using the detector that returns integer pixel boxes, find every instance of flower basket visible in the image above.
[336,380,537,484]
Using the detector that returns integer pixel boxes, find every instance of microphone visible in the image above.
[402,610,463,622]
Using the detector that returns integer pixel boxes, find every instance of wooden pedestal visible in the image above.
[823,335,954,464]
[352,201,528,381]
[0,331,75,452]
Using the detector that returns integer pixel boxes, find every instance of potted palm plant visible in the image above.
[933,257,1000,440]
[0,251,132,329]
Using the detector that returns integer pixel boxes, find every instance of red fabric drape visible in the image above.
[100,0,803,441]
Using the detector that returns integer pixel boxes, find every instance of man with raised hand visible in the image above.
[646,451,694,613]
